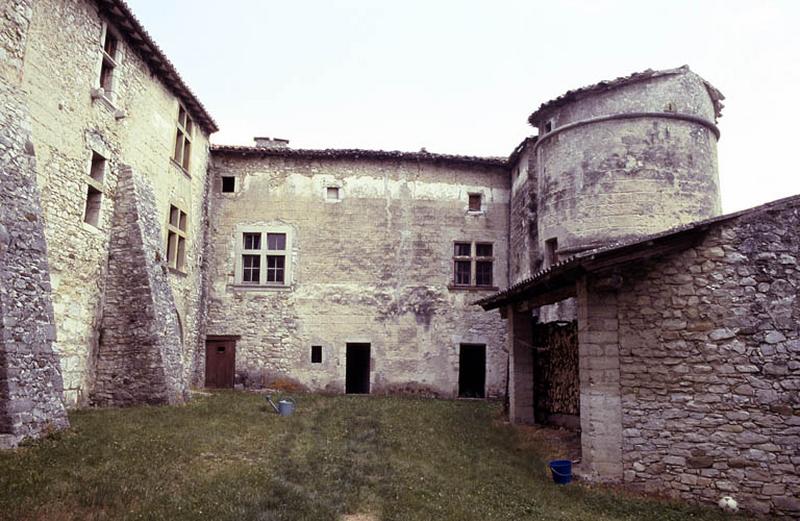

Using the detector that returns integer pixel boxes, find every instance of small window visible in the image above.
[311,345,322,364]
[221,176,236,193]
[98,26,118,98]
[452,241,494,288]
[543,119,553,134]
[468,193,482,212]
[83,152,105,228]
[235,228,292,286]
[166,204,188,272]
[326,186,340,201]
[84,186,102,227]
[173,105,193,172]
[545,237,558,268]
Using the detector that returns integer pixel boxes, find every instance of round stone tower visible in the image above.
[529,65,723,262]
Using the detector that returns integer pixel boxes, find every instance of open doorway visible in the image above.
[458,343,486,398]
[346,343,370,394]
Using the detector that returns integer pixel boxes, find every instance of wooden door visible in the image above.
[205,339,236,388]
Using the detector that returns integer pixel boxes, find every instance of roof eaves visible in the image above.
[210,145,509,168]
[475,192,800,310]
[98,0,219,133]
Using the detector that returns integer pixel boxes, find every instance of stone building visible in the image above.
[206,145,508,397]
[1,0,798,516]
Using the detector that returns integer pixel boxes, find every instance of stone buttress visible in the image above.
[91,165,186,405]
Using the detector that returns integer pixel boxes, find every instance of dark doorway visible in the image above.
[205,338,236,388]
[458,344,486,398]
[346,343,371,394]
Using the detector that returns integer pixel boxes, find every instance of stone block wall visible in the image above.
[20,0,212,404]
[91,166,186,406]
[616,200,800,516]
[0,0,69,448]
[207,154,509,397]
[507,309,533,424]
[577,278,623,481]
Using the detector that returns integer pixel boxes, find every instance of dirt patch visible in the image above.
[341,514,378,521]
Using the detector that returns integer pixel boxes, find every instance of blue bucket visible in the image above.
[549,459,572,485]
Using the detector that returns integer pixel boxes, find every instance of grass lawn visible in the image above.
[0,392,750,521]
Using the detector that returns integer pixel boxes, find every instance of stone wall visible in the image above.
[20,0,212,404]
[0,0,69,448]
[616,199,800,516]
[91,166,186,406]
[206,153,509,397]
[533,69,722,255]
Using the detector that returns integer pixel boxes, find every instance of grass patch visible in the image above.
[0,392,751,520]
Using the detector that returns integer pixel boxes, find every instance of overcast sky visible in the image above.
[127,0,800,212]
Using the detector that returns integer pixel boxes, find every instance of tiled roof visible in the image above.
[528,65,725,126]
[475,193,800,310]
[97,0,218,133]
[211,145,509,168]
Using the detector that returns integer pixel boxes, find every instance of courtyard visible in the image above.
[0,392,749,521]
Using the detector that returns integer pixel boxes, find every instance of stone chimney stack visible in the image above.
[253,137,289,149]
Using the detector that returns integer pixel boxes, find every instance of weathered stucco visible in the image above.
[20,0,212,405]
[532,69,721,258]
[207,153,509,397]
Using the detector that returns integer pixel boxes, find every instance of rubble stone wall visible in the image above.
[91,166,186,406]
[616,200,800,516]
[206,154,509,397]
[0,0,69,448]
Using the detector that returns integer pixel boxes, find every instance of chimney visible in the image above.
[253,137,289,149]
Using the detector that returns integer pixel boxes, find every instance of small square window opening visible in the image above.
[221,176,236,193]
[326,186,340,200]
[468,193,482,212]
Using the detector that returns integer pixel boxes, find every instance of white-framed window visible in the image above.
[234,226,293,287]
[452,241,494,288]
[166,204,188,272]
[97,23,120,101]
[324,185,342,202]
[467,192,483,212]
[173,105,193,172]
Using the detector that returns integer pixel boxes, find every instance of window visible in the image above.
[543,119,554,134]
[452,241,494,288]
[468,193,482,212]
[311,345,322,364]
[221,176,236,193]
[545,237,558,268]
[83,152,106,227]
[173,105,193,172]
[166,205,188,272]
[235,227,292,287]
[97,25,119,99]
[326,186,340,201]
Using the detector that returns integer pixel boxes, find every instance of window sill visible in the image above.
[229,284,293,292]
[170,158,192,179]
[448,284,499,292]
[91,90,125,119]
[466,210,485,216]
[81,221,104,235]
[168,267,188,277]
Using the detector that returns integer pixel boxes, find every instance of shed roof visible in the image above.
[528,65,725,127]
[97,0,218,133]
[475,193,800,310]
[211,145,508,169]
